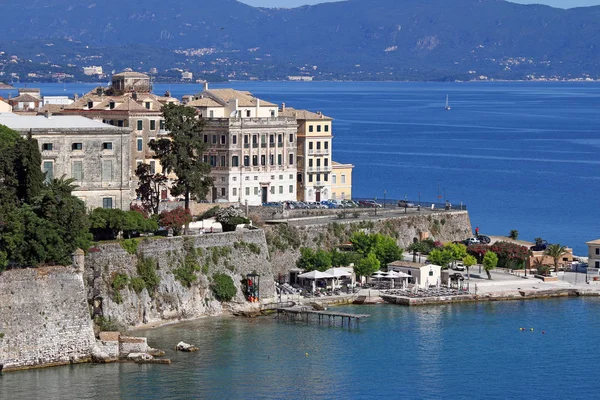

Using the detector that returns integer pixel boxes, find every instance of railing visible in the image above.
[353,197,467,210]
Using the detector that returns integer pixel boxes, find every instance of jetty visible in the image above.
[276,306,369,328]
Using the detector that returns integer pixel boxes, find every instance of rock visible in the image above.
[147,347,166,357]
[176,341,199,352]
[127,353,154,362]
[91,351,116,364]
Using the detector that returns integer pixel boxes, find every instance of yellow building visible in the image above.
[280,105,334,202]
[331,161,354,200]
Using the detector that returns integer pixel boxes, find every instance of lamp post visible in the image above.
[418,192,421,214]
[383,190,387,209]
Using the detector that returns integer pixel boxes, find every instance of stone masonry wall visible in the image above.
[85,229,274,327]
[266,211,472,274]
[0,266,96,371]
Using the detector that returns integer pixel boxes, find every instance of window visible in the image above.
[270,134,275,145]
[137,120,143,131]
[279,175,283,180]
[308,174,313,183]
[325,125,329,132]
[42,143,53,151]
[289,154,294,165]
[210,156,217,167]
[220,135,226,145]
[253,155,258,166]
[309,125,313,133]
[87,101,93,109]
[316,159,321,167]
[204,135,208,143]
[232,135,237,145]
[278,154,282,165]
[203,155,208,163]
[150,120,156,130]
[245,187,250,196]
[271,110,275,118]
[145,102,151,110]
[209,110,214,118]
[149,161,156,174]
[102,198,113,209]
[429,270,434,276]
[232,156,239,167]
[233,188,237,197]
[244,156,250,167]
[324,174,328,182]
[324,142,329,150]
[245,176,250,181]
[596,248,599,255]
[289,174,293,179]
[324,158,329,167]
[233,177,237,181]
[212,135,217,144]
[254,176,258,181]
[43,161,53,182]
[72,161,83,181]
[289,185,294,193]
[136,160,143,167]
[270,186,275,194]
[137,138,143,152]
[317,125,321,132]
[309,142,313,150]
[317,141,321,150]
[117,120,124,127]
[221,156,226,167]
[269,154,274,165]
[244,135,249,145]
[309,159,313,168]
[332,174,337,184]
[316,174,321,182]
[596,261,600,268]
[160,120,165,130]
[102,142,113,150]
[254,187,259,195]
[102,160,113,181]
[341,174,346,184]
[261,155,266,166]
[278,134,283,144]
[279,186,283,194]
[289,134,294,143]
[221,188,226,196]
[72,143,82,151]
[252,135,258,145]
[261,135,266,145]
[246,110,251,117]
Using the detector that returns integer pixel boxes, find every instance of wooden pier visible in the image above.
[276,307,369,328]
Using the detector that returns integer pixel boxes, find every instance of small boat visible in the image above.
[445,95,451,111]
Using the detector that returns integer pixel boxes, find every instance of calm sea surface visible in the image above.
[2,299,600,399]
[4,81,599,253]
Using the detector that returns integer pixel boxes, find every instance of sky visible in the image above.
[240,0,600,9]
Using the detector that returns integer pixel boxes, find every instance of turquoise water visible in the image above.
[2,298,599,399]
[3,81,599,252]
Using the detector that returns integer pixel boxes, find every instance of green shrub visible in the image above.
[136,256,160,294]
[121,238,139,255]
[94,316,126,333]
[202,262,209,274]
[198,206,220,220]
[0,332,4,339]
[211,273,237,302]
[111,272,129,303]
[129,277,146,293]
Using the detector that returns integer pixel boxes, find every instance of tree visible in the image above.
[296,247,332,272]
[482,251,498,280]
[444,242,467,267]
[159,207,193,236]
[544,244,568,273]
[354,252,380,280]
[490,241,529,269]
[215,206,249,232]
[350,232,403,266]
[149,104,214,215]
[135,162,168,215]
[463,254,477,270]
[509,230,519,240]
[211,273,237,302]
[428,248,454,269]
[330,249,359,268]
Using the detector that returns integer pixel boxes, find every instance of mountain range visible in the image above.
[2,0,600,81]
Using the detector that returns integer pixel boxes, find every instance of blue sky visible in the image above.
[240,0,600,8]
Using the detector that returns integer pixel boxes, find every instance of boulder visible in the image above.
[176,341,199,352]
[127,353,154,362]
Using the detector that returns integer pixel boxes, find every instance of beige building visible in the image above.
[61,72,179,187]
[0,112,132,210]
[8,88,42,111]
[527,247,574,270]
[0,98,12,112]
[331,161,354,201]
[186,85,297,205]
[586,240,600,271]
[387,261,442,289]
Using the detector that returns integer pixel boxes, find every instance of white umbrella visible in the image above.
[324,268,352,278]
[298,270,334,279]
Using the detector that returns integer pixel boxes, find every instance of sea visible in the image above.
[2,299,600,399]
[2,81,600,397]
[3,81,599,254]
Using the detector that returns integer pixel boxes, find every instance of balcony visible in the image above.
[277,142,284,147]
[261,143,267,148]
[244,143,250,148]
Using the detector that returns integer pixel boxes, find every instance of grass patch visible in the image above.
[120,238,139,255]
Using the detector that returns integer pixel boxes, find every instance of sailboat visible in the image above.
[445,95,451,111]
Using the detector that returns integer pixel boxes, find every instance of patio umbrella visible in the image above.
[298,270,334,279]
[324,268,351,290]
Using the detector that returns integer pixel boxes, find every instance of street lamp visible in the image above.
[383,190,387,209]
[418,192,421,214]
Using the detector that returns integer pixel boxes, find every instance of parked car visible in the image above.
[477,235,491,244]
[463,237,480,246]
[453,262,466,271]
[342,200,358,208]
[397,200,416,208]
[359,200,382,208]
[530,240,549,252]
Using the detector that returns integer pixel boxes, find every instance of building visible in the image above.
[8,88,42,111]
[586,240,600,273]
[527,247,574,270]
[387,261,442,289]
[43,96,74,106]
[83,66,104,76]
[0,112,132,210]
[186,84,297,205]
[331,161,354,201]
[61,72,179,184]
[0,97,12,112]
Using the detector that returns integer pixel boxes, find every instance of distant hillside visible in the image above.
[2,0,600,81]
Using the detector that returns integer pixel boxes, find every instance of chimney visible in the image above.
[45,110,52,119]
[74,93,79,101]
[281,102,286,112]
[317,111,323,119]
[203,82,209,91]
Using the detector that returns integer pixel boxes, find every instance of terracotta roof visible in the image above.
[280,107,332,121]
[203,89,276,107]
[0,82,14,89]
[187,98,221,107]
[9,93,41,103]
[38,104,65,114]
[113,97,150,112]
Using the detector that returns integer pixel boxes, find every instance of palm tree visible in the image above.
[544,244,568,274]
[46,175,79,197]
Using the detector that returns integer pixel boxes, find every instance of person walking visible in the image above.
[475,226,479,237]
